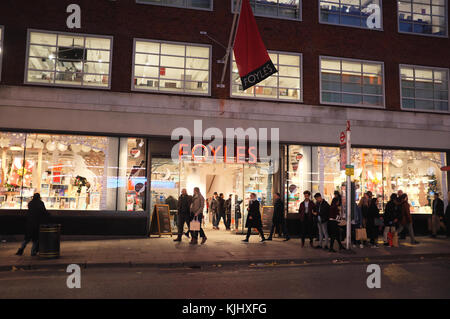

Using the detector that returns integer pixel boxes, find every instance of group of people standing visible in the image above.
[207,193,233,231]
[295,191,346,252]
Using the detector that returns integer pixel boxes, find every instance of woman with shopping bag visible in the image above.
[189,187,207,245]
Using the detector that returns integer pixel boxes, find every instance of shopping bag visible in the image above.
[190,217,201,231]
[392,232,399,247]
[356,228,367,241]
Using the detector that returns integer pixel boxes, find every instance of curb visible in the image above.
[2,253,449,272]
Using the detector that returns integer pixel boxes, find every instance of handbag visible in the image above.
[356,228,367,241]
[190,216,201,231]
[337,216,347,227]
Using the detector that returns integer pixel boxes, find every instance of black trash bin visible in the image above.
[39,224,61,259]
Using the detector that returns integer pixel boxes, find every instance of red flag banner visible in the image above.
[233,0,277,91]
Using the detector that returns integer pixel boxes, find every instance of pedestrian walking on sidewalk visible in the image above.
[313,193,329,250]
[431,192,444,238]
[357,195,369,248]
[210,192,219,230]
[367,197,380,247]
[383,193,400,246]
[267,192,289,241]
[215,193,226,230]
[298,191,315,247]
[397,194,419,245]
[328,191,345,252]
[16,193,49,256]
[174,188,192,242]
[225,194,233,230]
[242,193,266,243]
[190,187,207,245]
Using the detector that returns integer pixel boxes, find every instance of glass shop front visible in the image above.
[0,131,447,236]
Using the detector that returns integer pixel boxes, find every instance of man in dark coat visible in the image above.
[267,192,289,241]
[225,194,233,230]
[431,192,444,238]
[242,193,266,242]
[210,192,218,229]
[383,193,400,245]
[174,188,192,242]
[215,193,226,229]
[16,193,49,256]
[298,190,315,247]
[313,193,330,249]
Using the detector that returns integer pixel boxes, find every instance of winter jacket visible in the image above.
[190,193,205,217]
[245,199,262,229]
[298,200,315,222]
[272,198,284,224]
[25,199,49,241]
[400,201,412,225]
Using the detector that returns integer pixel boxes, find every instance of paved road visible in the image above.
[1,259,449,299]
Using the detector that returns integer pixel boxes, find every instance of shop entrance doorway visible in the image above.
[151,159,274,234]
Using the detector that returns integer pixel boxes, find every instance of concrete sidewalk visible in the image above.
[1,230,450,271]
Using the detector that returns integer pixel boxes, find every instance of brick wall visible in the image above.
[0,0,449,111]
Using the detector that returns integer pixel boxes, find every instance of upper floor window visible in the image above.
[0,26,3,81]
[400,65,449,112]
[232,0,301,21]
[231,51,302,101]
[319,0,383,30]
[320,56,385,107]
[25,30,113,89]
[137,0,213,10]
[398,0,448,37]
[133,39,211,96]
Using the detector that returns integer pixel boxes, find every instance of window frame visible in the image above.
[319,55,386,109]
[231,0,302,22]
[131,38,212,97]
[24,29,114,90]
[399,64,450,114]
[136,0,214,11]
[318,0,384,31]
[397,0,449,38]
[229,50,303,103]
[0,25,4,81]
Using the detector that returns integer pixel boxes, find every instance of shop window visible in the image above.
[232,0,301,21]
[286,145,312,213]
[382,150,447,214]
[285,145,448,214]
[400,65,449,112]
[0,26,3,81]
[25,30,113,89]
[117,138,148,211]
[133,39,211,96]
[0,133,27,209]
[137,0,213,10]
[398,0,448,37]
[320,0,382,30]
[231,52,302,101]
[0,132,147,211]
[320,56,385,108]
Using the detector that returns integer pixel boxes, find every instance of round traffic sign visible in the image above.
[340,132,346,143]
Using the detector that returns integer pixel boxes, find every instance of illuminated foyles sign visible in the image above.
[171,120,280,173]
[178,143,257,164]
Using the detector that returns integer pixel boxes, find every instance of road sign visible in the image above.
[345,165,354,176]
[340,131,346,143]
